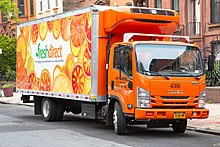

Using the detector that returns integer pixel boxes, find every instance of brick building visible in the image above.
[0,0,36,37]
[0,0,63,37]
[1,0,219,58]
[36,0,63,19]
[63,0,133,11]
[143,0,220,60]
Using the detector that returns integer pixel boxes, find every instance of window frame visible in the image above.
[18,0,25,16]
[55,0,59,8]
[155,0,162,8]
[171,0,179,14]
[210,0,220,24]
[211,41,220,56]
[113,46,133,79]
[30,0,34,15]
[47,0,51,10]
[39,1,43,12]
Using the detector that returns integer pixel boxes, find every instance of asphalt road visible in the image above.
[0,103,219,147]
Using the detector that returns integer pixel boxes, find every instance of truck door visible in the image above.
[108,44,134,113]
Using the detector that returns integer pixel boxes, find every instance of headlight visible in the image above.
[137,87,150,108]
[199,90,206,108]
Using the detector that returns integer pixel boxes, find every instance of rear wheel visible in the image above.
[172,119,187,133]
[113,101,126,135]
[56,101,64,121]
[41,98,57,121]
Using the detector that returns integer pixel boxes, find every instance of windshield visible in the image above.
[135,44,204,77]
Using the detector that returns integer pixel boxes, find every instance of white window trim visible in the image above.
[39,0,43,12]
[54,0,59,8]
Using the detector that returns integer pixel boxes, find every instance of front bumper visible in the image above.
[135,108,209,120]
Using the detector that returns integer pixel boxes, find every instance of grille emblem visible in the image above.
[168,90,184,95]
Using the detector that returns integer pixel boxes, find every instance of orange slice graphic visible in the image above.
[17,35,27,64]
[61,18,70,41]
[39,22,48,41]
[40,69,51,91]
[52,73,72,93]
[47,20,53,32]
[70,14,86,48]
[53,19,60,39]
[72,63,85,94]
[31,24,38,44]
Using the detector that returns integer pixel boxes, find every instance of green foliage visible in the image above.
[206,62,220,86]
[0,0,20,22]
[5,69,16,81]
[0,35,16,75]
[2,83,13,88]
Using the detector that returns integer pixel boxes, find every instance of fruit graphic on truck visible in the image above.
[17,6,210,135]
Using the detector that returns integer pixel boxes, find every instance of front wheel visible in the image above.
[172,119,187,133]
[113,101,126,135]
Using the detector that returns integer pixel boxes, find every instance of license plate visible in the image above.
[174,112,186,119]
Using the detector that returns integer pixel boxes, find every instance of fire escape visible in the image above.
[0,21,16,38]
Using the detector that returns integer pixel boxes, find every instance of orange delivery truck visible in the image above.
[16,5,210,135]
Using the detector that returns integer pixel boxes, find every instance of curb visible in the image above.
[0,101,34,107]
[187,126,220,136]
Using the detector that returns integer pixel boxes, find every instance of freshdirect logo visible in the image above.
[36,43,62,59]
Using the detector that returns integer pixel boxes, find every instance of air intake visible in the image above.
[130,8,175,16]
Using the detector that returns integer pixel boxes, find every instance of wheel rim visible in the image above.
[43,100,49,118]
[113,107,118,132]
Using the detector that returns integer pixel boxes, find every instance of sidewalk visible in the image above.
[0,91,219,135]
[0,91,33,107]
[188,104,220,135]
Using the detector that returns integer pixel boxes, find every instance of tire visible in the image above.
[41,98,57,121]
[172,119,187,133]
[56,101,64,121]
[113,101,126,135]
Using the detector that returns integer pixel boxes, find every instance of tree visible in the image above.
[0,0,20,22]
[0,34,16,75]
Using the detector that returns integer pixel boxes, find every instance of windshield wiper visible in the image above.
[141,70,169,80]
[175,71,200,80]
[156,72,170,80]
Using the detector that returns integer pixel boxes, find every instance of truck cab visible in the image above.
[107,36,209,135]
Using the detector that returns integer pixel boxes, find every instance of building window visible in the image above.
[211,0,220,24]
[55,0,58,7]
[18,0,25,16]
[155,0,162,8]
[172,0,179,14]
[30,0,34,15]
[212,41,220,56]
[47,0,50,9]
[40,1,43,11]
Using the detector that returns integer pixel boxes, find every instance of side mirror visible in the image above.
[208,55,215,71]
[128,81,132,89]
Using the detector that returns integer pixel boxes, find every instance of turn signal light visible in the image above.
[146,112,154,116]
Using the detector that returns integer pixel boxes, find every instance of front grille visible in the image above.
[150,96,197,109]
[161,96,190,99]
[130,8,175,16]
[152,106,194,109]
[163,102,188,105]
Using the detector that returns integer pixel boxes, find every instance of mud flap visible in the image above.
[81,103,96,119]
